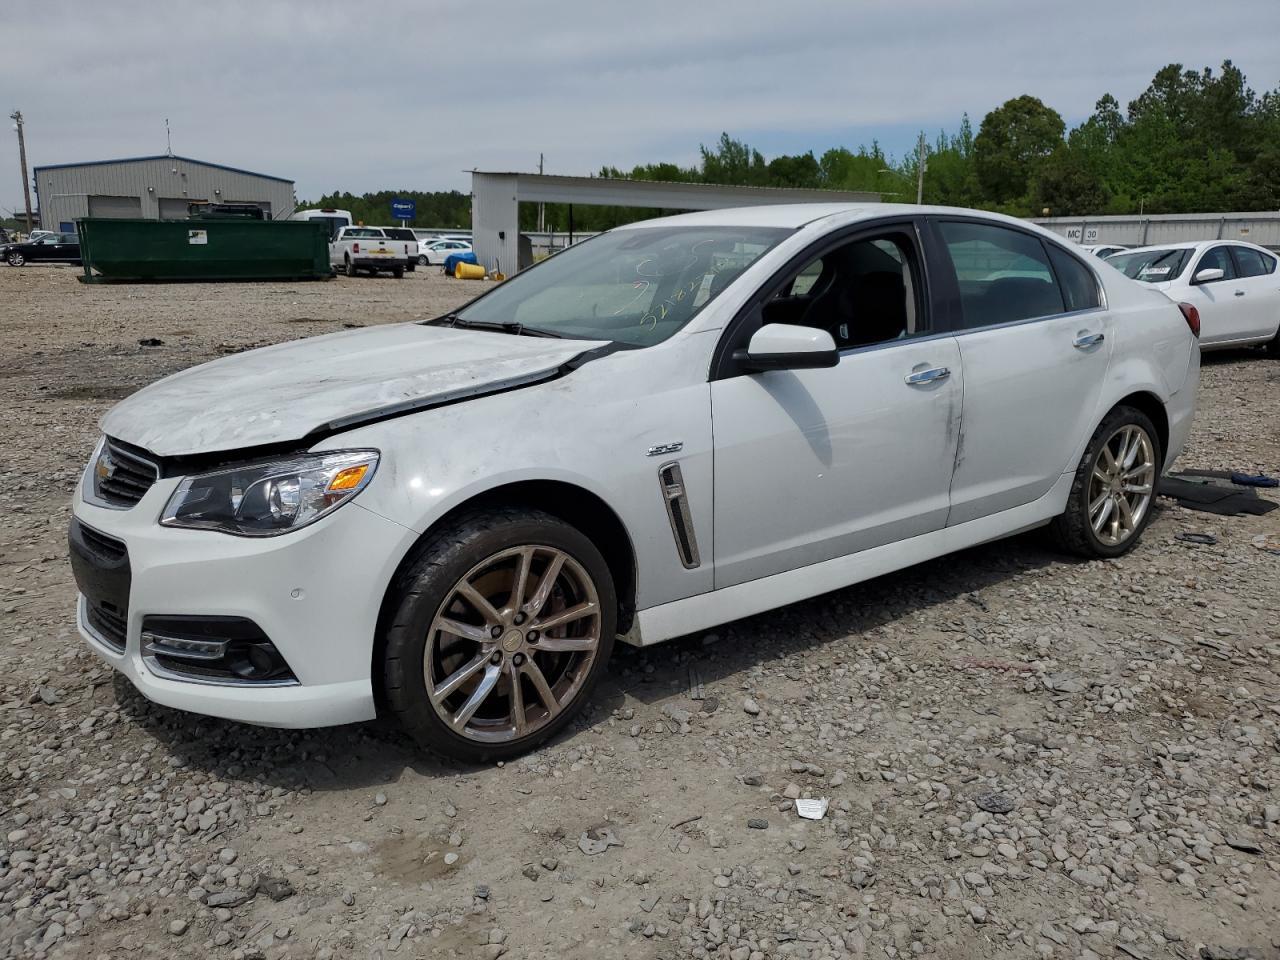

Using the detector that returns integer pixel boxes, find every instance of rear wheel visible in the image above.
[418,254,429,266]
[1267,323,1280,357]
[7,252,24,267]
[344,256,357,278]
[1050,406,1161,558]
[383,509,616,762]
[393,265,405,279]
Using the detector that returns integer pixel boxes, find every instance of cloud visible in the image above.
[2,0,1278,212]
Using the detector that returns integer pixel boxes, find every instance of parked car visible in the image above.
[1080,243,1128,259]
[418,237,472,266]
[28,229,58,242]
[380,227,420,272]
[329,225,408,278]
[70,204,1199,761]
[1106,241,1280,352]
[4,232,81,266]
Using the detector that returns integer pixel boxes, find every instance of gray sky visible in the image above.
[4,0,1279,214]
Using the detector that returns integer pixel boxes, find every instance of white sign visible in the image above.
[1084,228,1099,242]
[1065,227,1083,241]
[188,230,208,245]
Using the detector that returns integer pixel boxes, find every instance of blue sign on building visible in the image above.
[390,197,416,221]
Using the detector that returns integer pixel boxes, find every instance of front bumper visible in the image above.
[70,473,416,728]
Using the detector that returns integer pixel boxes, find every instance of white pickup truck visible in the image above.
[329,226,412,278]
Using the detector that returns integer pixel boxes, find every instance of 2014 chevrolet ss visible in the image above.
[70,205,1201,761]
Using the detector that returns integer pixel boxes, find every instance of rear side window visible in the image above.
[938,221,1065,328]
[1046,246,1101,312]
[1231,246,1276,278]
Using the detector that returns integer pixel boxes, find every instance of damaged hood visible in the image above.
[102,323,605,457]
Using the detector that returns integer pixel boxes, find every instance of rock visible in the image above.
[374,792,388,806]
[974,792,1015,814]
[747,818,768,830]
[168,919,189,936]
[256,875,295,902]
[217,847,237,865]
[206,889,254,908]
[578,827,623,856]
[742,698,761,716]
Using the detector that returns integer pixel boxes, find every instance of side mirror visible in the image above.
[1193,267,1224,284]
[734,323,839,372]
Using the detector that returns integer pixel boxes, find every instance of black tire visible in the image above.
[382,508,616,763]
[1050,405,1162,558]
[344,256,357,278]
[7,252,24,267]
[393,266,405,279]
[417,255,429,266]
[1266,325,1280,357]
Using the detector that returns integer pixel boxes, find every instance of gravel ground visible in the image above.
[1,264,1278,960]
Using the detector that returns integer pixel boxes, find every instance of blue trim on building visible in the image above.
[31,155,293,184]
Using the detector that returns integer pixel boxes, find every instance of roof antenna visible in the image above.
[165,118,173,157]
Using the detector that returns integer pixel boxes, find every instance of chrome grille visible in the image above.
[94,439,160,508]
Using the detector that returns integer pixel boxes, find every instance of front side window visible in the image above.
[762,232,923,349]
[451,225,789,347]
[1231,246,1275,278]
[938,221,1064,327]
[1195,246,1236,283]
[1106,248,1190,283]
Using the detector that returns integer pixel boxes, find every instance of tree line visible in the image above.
[300,60,1279,232]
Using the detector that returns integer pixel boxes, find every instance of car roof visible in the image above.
[1113,239,1278,256]
[614,203,1083,243]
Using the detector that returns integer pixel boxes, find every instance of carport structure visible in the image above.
[470,171,879,275]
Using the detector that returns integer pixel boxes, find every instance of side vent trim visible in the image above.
[658,461,701,569]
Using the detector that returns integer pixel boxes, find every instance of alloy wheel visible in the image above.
[8,253,23,266]
[424,544,601,743]
[1088,424,1155,546]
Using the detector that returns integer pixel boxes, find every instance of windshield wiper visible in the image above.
[424,315,561,338]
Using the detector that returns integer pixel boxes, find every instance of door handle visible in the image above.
[1073,332,1105,348]
[1234,290,1245,297]
[905,366,950,385]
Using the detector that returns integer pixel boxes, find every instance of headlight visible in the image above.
[160,450,379,536]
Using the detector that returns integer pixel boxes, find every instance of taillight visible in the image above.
[353,243,360,254]
[1177,302,1200,338]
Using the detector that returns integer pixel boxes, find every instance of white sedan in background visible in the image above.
[1106,241,1280,353]
[71,204,1200,761]
[418,238,472,266]
[1080,243,1128,260]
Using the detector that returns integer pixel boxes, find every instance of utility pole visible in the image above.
[537,153,545,233]
[9,110,33,232]
[915,131,926,205]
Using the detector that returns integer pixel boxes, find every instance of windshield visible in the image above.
[1106,248,1190,283]
[450,225,789,346]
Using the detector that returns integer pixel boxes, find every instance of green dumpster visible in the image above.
[76,217,332,283]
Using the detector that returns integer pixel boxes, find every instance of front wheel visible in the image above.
[382,508,616,762]
[392,265,405,279]
[1050,406,1161,558]
[7,252,24,267]
[1267,324,1280,357]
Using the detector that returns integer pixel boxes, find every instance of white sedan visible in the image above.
[418,238,472,266]
[70,204,1199,761]
[1106,240,1280,353]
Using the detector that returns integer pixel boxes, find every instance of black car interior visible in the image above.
[763,236,918,349]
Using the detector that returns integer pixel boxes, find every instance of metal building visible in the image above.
[470,171,880,275]
[32,155,296,231]
[1032,211,1280,251]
